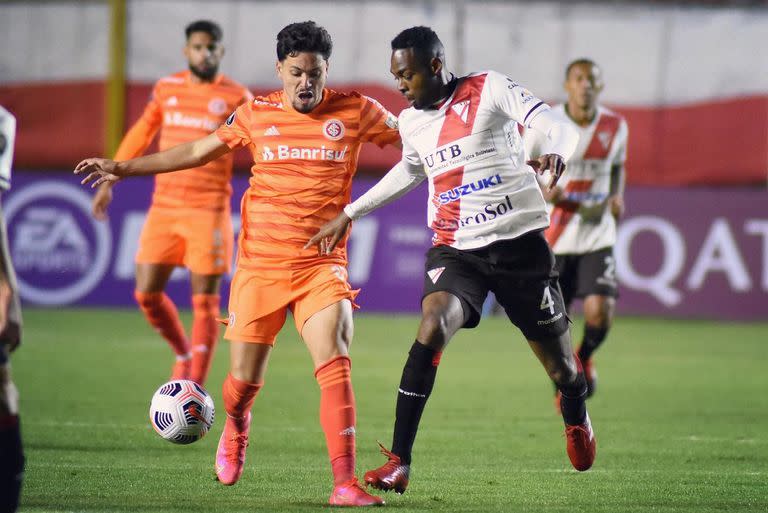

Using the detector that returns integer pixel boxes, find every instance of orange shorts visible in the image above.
[224,263,359,345]
[135,205,233,275]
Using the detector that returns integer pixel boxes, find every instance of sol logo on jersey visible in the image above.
[322,119,345,141]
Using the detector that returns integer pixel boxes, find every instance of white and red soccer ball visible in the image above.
[149,380,215,444]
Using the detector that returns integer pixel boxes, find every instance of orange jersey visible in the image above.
[215,89,400,269]
[115,70,253,210]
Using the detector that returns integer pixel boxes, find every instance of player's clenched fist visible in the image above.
[74,158,124,188]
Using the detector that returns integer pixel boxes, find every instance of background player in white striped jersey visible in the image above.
[524,59,628,400]
[0,104,24,513]
[308,26,597,494]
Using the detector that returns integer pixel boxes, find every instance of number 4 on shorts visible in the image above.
[540,285,555,315]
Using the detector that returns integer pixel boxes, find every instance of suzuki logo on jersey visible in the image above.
[261,145,348,162]
[451,100,470,124]
[423,130,498,175]
[437,174,503,204]
[164,112,218,131]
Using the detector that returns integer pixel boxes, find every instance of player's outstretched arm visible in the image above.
[305,159,425,255]
[304,212,352,256]
[75,133,230,188]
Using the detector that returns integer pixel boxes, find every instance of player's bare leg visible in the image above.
[579,294,615,397]
[365,291,463,494]
[302,299,383,506]
[189,273,223,386]
[134,263,192,379]
[216,341,270,485]
[528,332,595,471]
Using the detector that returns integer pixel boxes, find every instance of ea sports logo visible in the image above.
[3,181,111,305]
[322,119,345,141]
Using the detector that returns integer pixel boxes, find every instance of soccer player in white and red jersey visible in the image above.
[91,20,253,387]
[307,26,596,494]
[76,21,400,507]
[0,104,23,513]
[525,59,628,399]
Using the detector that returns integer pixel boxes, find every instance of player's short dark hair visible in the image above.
[391,26,444,63]
[276,21,333,61]
[565,58,598,79]
[185,20,223,42]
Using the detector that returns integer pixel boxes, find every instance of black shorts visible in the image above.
[422,230,569,341]
[555,247,619,307]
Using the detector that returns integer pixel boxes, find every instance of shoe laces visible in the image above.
[376,441,404,470]
[565,423,591,441]
[224,432,249,461]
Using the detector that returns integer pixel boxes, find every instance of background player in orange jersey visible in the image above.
[76,21,400,507]
[91,20,253,387]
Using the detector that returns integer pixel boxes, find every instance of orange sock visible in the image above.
[222,373,262,431]
[315,356,356,485]
[190,294,221,386]
[134,291,190,357]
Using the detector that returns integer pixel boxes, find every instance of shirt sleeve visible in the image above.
[486,70,550,128]
[357,95,401,148]
[0,106,16,191]
[344,131,425,220]
[613,119,629,166]
[113,83,163,160]
[215,101,253,150]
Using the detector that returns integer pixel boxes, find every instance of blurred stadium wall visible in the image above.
[0,1,766,319]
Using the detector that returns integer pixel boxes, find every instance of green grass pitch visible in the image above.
[11,308,768,512]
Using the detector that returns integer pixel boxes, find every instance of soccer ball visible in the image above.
[149,380,215,444]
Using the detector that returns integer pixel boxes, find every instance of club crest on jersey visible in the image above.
[451,100,470,124]
[208,98,227,115]
[598,130,613,150]
[427,267,445,284]
[322,119,345,141]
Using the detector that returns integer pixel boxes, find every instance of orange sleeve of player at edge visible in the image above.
[113,115,161,161]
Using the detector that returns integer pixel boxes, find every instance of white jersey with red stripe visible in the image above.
[398,70,552,250]
[525,104,628,254]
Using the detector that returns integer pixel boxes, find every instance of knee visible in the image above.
[134,290,162,309]
[418,308,453,348]
[548,356,579,386]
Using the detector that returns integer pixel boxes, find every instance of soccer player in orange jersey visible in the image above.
[91,20,253,386]
[76,21,400,507]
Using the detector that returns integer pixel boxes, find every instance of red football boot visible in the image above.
[328,478,385,507]
[363,443,410,494]
[565,413,596,471]
[215,413,251,485]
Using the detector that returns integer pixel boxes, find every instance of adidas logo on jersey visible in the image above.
[427,267,445,284]
[451,100,470,124]
[263,125,280,136]
[166,96,178,106]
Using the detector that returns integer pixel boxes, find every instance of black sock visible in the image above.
[0,415,24,513]
[391,341,441,465]
[577,325,608,362]
[559,373,588,426]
